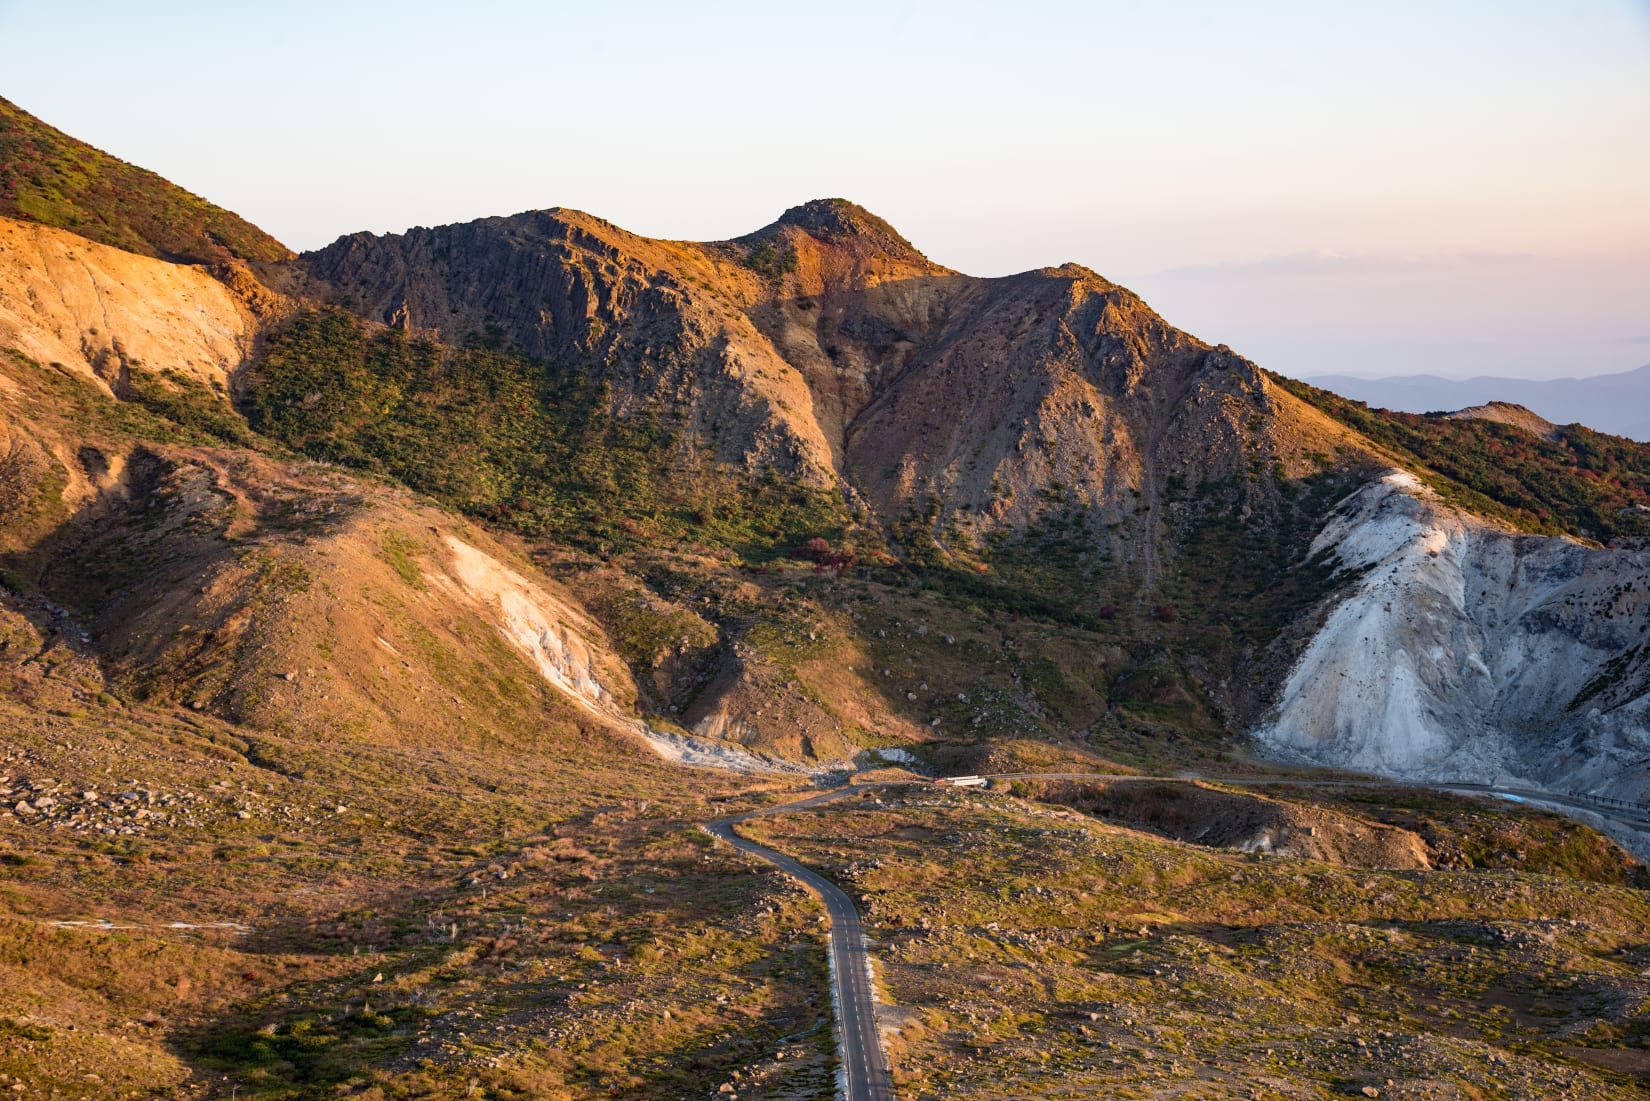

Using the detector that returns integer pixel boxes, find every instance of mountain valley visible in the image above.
[0,95,1648,1099]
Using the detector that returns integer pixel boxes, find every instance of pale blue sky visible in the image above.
[2,0,1647,379]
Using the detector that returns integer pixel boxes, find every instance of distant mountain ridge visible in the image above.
[1301,365,1650,442]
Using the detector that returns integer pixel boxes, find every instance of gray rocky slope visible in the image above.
[1257,471,1650,801]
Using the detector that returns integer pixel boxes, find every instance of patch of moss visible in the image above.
[378,530,425,590]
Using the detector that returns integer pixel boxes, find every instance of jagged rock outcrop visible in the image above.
[831,270,1348,536]
[301,206,842,483]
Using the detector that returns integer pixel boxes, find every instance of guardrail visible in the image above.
[1562,790,1650,813]
[1443,781,1650,817]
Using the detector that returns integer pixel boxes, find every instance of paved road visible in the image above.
[700,769,1646,1101]
[706,789,895,1101]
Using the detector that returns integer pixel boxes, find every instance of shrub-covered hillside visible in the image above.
[1276,374,1650,541]
[0,95,291,265]
[244,308,850,560]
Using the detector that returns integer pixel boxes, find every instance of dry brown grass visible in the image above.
[745,785,1650,1100]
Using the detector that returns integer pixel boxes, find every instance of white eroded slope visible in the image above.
[434,535,807,773]
[1257,472,1650,799]
[439,536,616,709]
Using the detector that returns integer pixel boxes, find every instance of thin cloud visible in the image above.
[1156,250,1538,281]
[1457,251,1537,266]
[1154,253,1417,280]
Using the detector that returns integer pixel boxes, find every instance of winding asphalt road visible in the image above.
[706,789,895,1101]
[702,770,1647,1101]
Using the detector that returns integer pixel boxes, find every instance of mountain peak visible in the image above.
[745,198,944,274]
[1443,400,1561,440]
[773,197,896,238]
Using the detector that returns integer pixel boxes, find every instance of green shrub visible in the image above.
[244,309,850,560]
[1275,374,1650,541]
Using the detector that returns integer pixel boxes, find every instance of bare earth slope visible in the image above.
[302,205,845,483]
[0,215,257,395]
[0,351,655,762]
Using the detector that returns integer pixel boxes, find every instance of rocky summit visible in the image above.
[0,97,1648,1100]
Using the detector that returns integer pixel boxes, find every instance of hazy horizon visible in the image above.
[2,0,1646,381]
[1300,360,1650,383]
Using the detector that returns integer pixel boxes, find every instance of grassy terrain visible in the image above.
[745,784,1650,1100]
[4,349,255,453]
[0,687,836,1101]
[1289,785,1650,889]
[1276,374,1650,541]
[0,95,291,265]
[0,339,844,1099]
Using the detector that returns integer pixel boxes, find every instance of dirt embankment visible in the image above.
[0,216,257,394]
[1035,779,1432,870]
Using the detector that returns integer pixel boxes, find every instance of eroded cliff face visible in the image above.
[833,271,1350,538]
[301,206,844,484]
[1257,472,1650,799]
[434,533,634,720]
[0,216,256,394]
[299,201,1366,573]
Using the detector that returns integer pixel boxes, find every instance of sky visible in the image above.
[2,0,1647,380]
